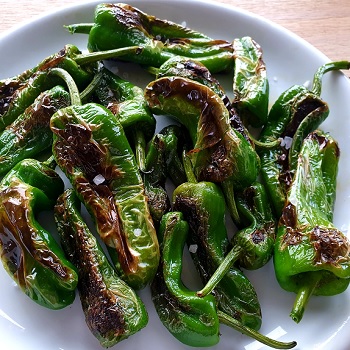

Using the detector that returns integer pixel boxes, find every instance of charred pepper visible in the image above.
[67,3,235,73]
[151,211,297,349]
[0,85,70,176]
[0,158,78,309]
[274,130,350,323]
[50,68,159,290]
[198,181,276,297]
[258,60,350,217]
[55,189,148,348]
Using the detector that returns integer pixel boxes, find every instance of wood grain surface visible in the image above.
[1,0,349,75]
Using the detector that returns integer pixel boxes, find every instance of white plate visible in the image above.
[1,1,350,350]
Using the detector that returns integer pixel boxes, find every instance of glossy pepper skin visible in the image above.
[274,130,350,323]
[68,3,234,73]
[55,189,148,348]
[197,181,276,297]
[172,181,262,331]
[0,85,70,176]
[232,36,269,128]
[151,211,220,347]
[91,66,156,169]
[258,61,350,217]
[0,158,78,309]
[50,102,159,290]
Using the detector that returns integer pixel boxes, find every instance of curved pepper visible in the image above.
[258,60,350,217]
[0,85,70,176]
[145,75,260,223]
[55,189,148,348]
[172,177,262,330]
[67,3,234,73]
[50,68,159,290]
[152,212,297,349]
[197,181,276,297]
[0,158,78,309]
[274,130,350,323]
[232,36,269,128]
[0,44,140,132]
[89,66,156,170]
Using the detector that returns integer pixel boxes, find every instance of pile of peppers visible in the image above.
[0,2,350,349]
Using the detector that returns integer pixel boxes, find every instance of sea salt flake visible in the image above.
[134,228,142,237]
[188,244,198,253]
[93,174,105,185]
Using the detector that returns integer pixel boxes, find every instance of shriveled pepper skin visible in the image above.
[258,85,329,216]
[151,211,220,347]
[82,3,234,73]
[232,36,269,128]
[0,159,78,309]
[274,130,350,322]
[55,189,148,348]
[0,85,70,176]
[0,45,94,132]
[145,76,259,188]
[173,181,262,330]
[50,103,159,290]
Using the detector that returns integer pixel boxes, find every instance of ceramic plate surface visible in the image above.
[1,1,350,349]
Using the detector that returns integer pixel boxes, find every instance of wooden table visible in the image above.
[1,0,349,76]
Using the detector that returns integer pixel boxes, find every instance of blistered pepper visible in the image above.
[152,211,297,349]
[0,158,78,309]
[198,181,276,297]
[274,130,350,323]
[145,75,260,223]
[0,44,140,132]
[0,85,70,176]
[258,60,350,217]
[67,3,234,73]
[50,68,159,290]
[55,189,148,348]
[87,66,156,170]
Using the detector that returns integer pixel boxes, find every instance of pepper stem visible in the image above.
[64,23,94,35]
[74,46,142,65]
[197,244,242,297]
[50,67,81,106]
[312,60,350,96]
[182,150,198,184]
[79,70,104,102]
[218,310,297,349]
[221,179,240,225]
[42,155,57,170]
[290,272,322,323]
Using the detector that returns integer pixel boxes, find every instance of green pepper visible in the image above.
[232,36,269,128]
[0,44,141,132]
[145,76,260,223]
[197,181,276,297]
[0,158,78,309]
[152,211,297,349]
[0,85,70,176]
[274,130,350,323]
[88,66,156,171]
[142,132,170,227]
[54,189,148,348]
[50,68,159,290]
[258,60,350,217]
[67,3,234,73]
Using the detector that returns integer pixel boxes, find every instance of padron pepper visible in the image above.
[67,3,235,73]
[258,60,350,217]
[0,44,140,132]
[274,129,350,323]
[151,211,297,349]
[145,75,260,223]
[197,181,276,297]
[0,85,70,176]
[232,36,269,128]
[55,189,148,348]
[0,158,78,309]
[87,66,156,171]
[50,68,159,290]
